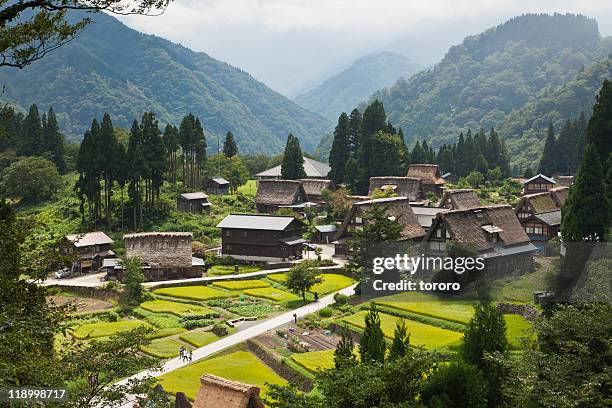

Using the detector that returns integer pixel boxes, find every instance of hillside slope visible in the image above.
[372,14,612,149]
[295,52,419,120]
[0,11,331,154]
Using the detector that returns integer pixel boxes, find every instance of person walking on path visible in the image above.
[189,350,193,362]
[314,292,319,302]
[293,313,297,325]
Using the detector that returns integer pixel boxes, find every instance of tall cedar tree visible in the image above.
[223,131,238,158]
[368,131,403,176]
[356,100,387,193]
[280,134,306,180]
[328,112,350,185]
[334,325,356,370]
[586,79,612,173]
[43,107,65,173]
[388,318,410,360]
[539,122,557,174]
[461,302,508,408]
[561,143,608,242]
[348,108,362,154]
[98,113,118,229]
[18,104,43,157]
[163,124,180,184]
[359,304,386,364]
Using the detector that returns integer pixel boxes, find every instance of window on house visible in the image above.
[435,229,442,238]
[241,231,248,238]
[355,216,363,224]
[225,244,232,251]
[429,241,446,251]
[225,230,231,237]
[445,230,450,238]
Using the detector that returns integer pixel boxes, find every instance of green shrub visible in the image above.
[212,323,229,337]
[107,311,120,322]
[319,307,333,318]
[334,293,348,305]
[181,312,221,321]
[182,319,214,330]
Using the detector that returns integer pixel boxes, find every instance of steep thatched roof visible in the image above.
[554,175,574,187]
[192,375,264,408]
[550,186,569,207]
[255,180,306,206]
[299,179,336,198]
[407,164,445,185]
[515,192,561,214]
[426,205,530,249]
[334,197,425,241]
[368,177,425,201]
[439,189,481,210]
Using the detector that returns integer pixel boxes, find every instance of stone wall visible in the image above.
[124,233,192,268]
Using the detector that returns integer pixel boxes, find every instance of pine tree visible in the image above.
[438,145,455,174]
[410,140,425,164]
[539,122,557,175]
[456,132,468,176]
[523,166,534,178]
[487,128,502,170]
[98,113,117,229]
[561,143,608,242]
[18,104,43,156]
[586,80,612,172]
[388,318,410,361]
[281,134,306,180]
[356,100,387,193]
[42,107,65,173]
[328,112,351,185]
[555,119,574,175]
[223,131,238,158]
[369,131,402,177]
[334,325,356,370]
[344,155,359,191]
[359,304,386,364]
[348,109,362,154]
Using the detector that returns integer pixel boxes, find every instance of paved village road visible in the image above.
[115,284,357,388]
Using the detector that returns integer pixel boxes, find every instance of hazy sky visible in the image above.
[118,0,612,96]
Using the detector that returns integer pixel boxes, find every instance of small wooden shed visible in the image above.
[192,375,264,408]
[177,192,211,214]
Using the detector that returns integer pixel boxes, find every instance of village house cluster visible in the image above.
[61,157,572,282]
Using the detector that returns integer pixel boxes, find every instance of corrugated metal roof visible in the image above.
[315,225,338,233]
[534,210,562,226]
[65,231,113,247]
[192,256,205,266]
[524,173,556,184]
[180,192,209,200]
[216,214,298,230]
[212,177,230,185]
[281,236,306,245]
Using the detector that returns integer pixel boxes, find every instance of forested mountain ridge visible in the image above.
[294,52,420,120]
[371,13,612,150]
[0,11,331,154]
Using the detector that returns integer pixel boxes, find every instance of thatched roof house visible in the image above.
[333,196,425,257]
[367,177,426,202]
[192,375,264,408]
[256,157,330,179]
[407,164,445,196]
[123,232,202,281]
[439,189,481,210]
[299,179,336,204]
[515,187,568,220]
[424,205,536,274]
[550,186,569,206]
[554,175,574,187]
[254,180,306,213]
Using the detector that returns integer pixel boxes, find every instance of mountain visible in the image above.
[500,56,612,171]
[294,52,420,120]
[371,14,612,152]
[0,11,331,154]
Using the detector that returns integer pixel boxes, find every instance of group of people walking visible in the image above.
[179,346,192,362]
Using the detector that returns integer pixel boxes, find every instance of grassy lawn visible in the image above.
[147,327,187,339]
[71,320,147,339]
[207,265,262,276]
[140,300,216,317]
[212,280,271,290]
[290,349,336,372]
[157,351,287,400]
[140,338,186,358]
[311,274,355,295]
[243,287,300,304]
[236,179,257,197]
[373,292,475,325]
[267,273,355,295]
[504,314,533,349]
[342,311,463,350]
[179,331,221,348]
[154,286,235,301]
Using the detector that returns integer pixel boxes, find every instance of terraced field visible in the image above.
[71,320,148,339]
[154,285,234,301]
[212,280,271,290]
[140,300,216,317]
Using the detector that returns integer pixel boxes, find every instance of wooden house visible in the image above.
[514,187,568,252]
[522,174,556,195]
[256,157,331,179]
[216,214,305,262]
[411,206,449,232]
[62,231,115,274]
[407,164,446,196]
[123,232,202,281]
[367,176,426,203]
[254,180,307,213]
[177,192,211,214]
[192,375,264,408]
[314,224,338,243]
[424,205,536,276]
[333,197,425,258]
[439,189,481,210]
[299,179,336,204]
[205,177,231,195]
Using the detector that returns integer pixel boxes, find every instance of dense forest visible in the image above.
[295,52,420,120]
[0,10,331,154]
